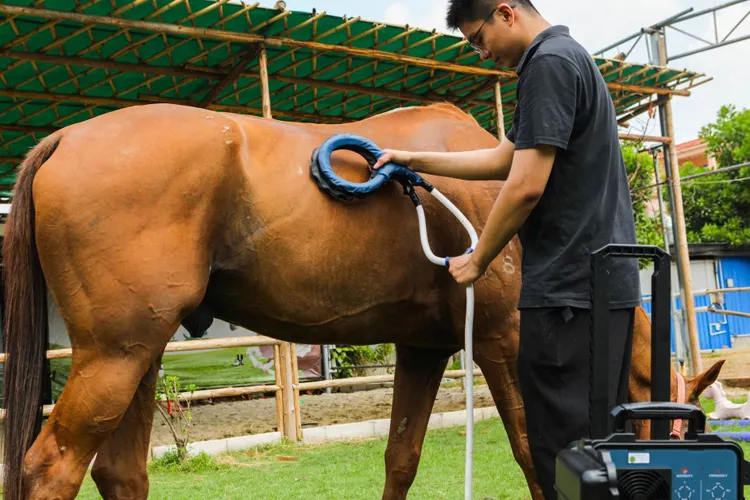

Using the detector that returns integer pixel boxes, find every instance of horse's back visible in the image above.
[29,102,517,346]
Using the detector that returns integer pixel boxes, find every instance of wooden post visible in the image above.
[494,80,505,140]
[273,343,284,435]
[656,34,703,376]
[259,45,272,119]
[290,343,303,441]
[279,342,297,441]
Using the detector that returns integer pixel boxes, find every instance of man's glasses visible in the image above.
[467,4,516,54]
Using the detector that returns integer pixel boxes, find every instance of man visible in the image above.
[373,1,641,498]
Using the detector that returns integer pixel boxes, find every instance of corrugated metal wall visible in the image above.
[718,257,750,337]
[640,256,750,352]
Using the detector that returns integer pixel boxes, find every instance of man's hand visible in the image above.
[448,253,486,285]
[372,149,415,170]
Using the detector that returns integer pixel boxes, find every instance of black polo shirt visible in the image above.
[506,25,641,310]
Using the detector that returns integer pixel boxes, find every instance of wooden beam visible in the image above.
[0,49,215,81]
[608,81,689,97]
[618,133,672,144]
[617,96,668,126]
[258,46,272,119]
[198,44,261,108]
[0,88,344,124]
[140,94,344,123]
[221,69,511,110]
[0,123,58,134]
[494,81,505,140]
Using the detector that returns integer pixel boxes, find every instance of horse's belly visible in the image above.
[204,265,458,348]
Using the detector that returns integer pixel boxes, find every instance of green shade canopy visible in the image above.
[0,0,708,199]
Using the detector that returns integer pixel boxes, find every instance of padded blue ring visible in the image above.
[315,133,432,197]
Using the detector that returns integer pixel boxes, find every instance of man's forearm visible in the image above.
[408,139,514,181]
[473,180,540,269]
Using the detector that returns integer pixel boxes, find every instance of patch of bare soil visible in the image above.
[151,383,495,447]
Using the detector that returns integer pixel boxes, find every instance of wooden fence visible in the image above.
[0,337,482,442]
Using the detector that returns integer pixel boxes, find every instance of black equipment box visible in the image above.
[554,245,750,499]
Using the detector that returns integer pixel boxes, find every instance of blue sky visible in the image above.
[279,0,750,144]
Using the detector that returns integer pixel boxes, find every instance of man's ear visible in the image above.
[686,359,725,401]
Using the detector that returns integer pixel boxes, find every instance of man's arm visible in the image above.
[472,145,556,269]
[372,134,515,181]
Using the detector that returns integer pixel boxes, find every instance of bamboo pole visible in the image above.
[273,344,284,434]
[279,342,297,441]
[0,335,281,363]
[494,80,505,140]
[606,80,690,97]
[706,308,750,319]
[0,48,215,81]
[618,133,673,144]
[258,45,272,119]
[198,44,261,108]
[297,368,483,391]
[0,384,282,422]
[0,88,342,124]
[641,286,750,302]
[656,34,702,377]
[290,343,302,441]
[160,384,281,402]
[0,123,58,134]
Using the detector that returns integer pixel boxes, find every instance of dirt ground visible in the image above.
[151,349,750,447]
[151,382,495,446]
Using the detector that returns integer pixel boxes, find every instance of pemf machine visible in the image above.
[555,244,750,499]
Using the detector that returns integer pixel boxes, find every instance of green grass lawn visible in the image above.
[160,347,274,389]
[71,416,750,500]
[76,418,529,500]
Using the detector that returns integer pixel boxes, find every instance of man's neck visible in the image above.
[519,17,553,49]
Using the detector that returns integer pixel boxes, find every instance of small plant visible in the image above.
[330,344,394,378]
[155,374,197,462]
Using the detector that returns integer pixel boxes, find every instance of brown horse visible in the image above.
[2,102,721,500]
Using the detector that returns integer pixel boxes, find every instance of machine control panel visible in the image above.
[603,446,741,499]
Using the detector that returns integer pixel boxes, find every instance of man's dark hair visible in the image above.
[446,0,538,30]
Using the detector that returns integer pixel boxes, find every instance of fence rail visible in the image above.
[640,286,750,303]
[0,337,485,441]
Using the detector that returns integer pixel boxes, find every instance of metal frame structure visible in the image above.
[595,0,750,63]
[594,0,750,377]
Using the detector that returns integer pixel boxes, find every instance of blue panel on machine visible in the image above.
[604,445,743,499]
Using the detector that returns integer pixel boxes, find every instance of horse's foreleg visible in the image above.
[382,345,453,500]
[90,356,161,500]
[474,333,544,500]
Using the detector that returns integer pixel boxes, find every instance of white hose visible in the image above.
[415,188,478,500]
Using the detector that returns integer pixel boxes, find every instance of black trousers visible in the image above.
[517,306,635,500]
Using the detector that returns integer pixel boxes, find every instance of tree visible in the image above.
[622,142,664,250]
[680,105,750,247]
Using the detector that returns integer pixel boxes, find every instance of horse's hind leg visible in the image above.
[382,344,453,500]
[474,321,545,500]
[90,356,162,500]
[23,251,208,499]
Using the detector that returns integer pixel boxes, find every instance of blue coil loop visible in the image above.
[310,133,433,203]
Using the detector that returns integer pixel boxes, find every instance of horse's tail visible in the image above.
[2,133,60,500]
